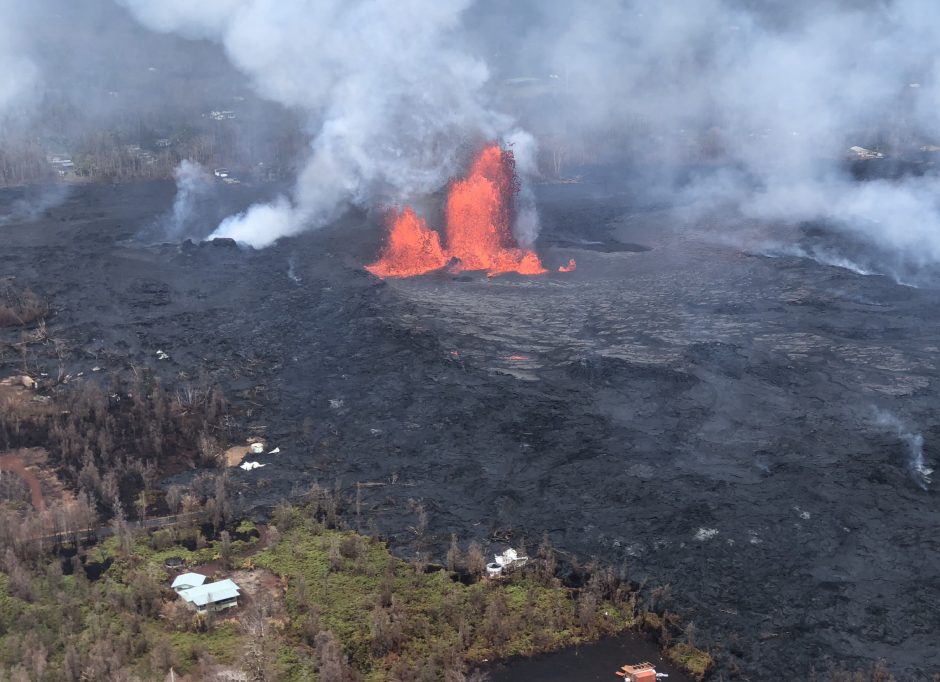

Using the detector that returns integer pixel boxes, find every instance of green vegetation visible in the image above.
[0,500,716,681]
[250,506,635,679]
[667,642,714,681]
[0,524,250,681]
[0,498,902,681]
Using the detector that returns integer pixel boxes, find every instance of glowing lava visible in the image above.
[366,145,573,278]
[445,145,546,276]
[558,258,577,273]
[365,207,448,278]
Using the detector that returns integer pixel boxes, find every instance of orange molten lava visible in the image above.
[365,207,448,278]
[367,145,573,278]
[558,258,577,273]
[445,146,546,276]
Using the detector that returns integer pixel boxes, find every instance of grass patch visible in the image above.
[169,622,241,669]
[252,516,634,676]
[0,279,47,327]
[667,642,714,680]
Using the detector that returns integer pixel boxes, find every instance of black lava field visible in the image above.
[2,176,938,680]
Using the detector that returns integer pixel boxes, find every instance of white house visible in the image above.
[178,579,241,613]
[172,573,241,613]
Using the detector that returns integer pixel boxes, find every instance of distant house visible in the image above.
[171,572,241,613]
[849,145,884,160]
[47,154,75,176]
[177,579,241,613]
[616,662,658,681]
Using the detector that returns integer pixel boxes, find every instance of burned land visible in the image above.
[1,176,939,680]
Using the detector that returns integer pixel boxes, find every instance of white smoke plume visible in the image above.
[510,0,940,276]
[0,0,39,122]
[505,128,540,247]
[118,0,519,248]
[161,160,212,240]
[0,184,70,226]
[874,408,934,490]
[99,0,940,264]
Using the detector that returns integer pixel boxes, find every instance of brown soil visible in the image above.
[224,440,265,467]
[0,447,75,512]
[229,567,281,604]
[0,450,46,510]
[0,377,45,413]
[224,445,248,467]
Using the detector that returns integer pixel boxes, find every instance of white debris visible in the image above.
[794,506,811,520]
[156,350,170,360]
[495,548,526,568]
[250,442,265,454]
[485,548,529,577]
[329,399,344,409]
[268,447,280,454]
[239,461,266,471]
[694,527,719,541]
[92,366,102,372]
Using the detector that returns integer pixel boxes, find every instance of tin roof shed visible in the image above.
[171,572,207,591]
[178,579,241,608]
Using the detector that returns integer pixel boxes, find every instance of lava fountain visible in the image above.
[367,145,573,278]
[444,145,546,276]
[364,207,448,278]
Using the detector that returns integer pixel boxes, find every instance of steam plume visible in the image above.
[0,1,38,120]
[874,409,934,490]
[104,0,940,267]
[163,161,212,240]
[119,0,522,248]
[0,184,70,226]
[514,0,940,278]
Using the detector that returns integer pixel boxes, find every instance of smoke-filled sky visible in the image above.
[0,0,38,118]
[6,0,940,268]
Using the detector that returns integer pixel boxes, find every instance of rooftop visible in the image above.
[178,578,241,607]
[171,572,206,589]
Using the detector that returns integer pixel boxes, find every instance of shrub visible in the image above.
[0,280,47,327]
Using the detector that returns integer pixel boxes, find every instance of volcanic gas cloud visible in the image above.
[367,145,574,278]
